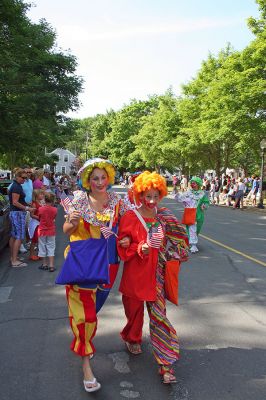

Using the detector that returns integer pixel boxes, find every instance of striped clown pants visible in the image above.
[66,285,97,357]
[65,264,119,357]
[121,255,179,366]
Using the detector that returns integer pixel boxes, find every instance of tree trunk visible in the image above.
[215,157,221,177]
[8,151,17,175]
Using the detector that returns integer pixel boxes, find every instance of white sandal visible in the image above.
[11,261,27,268]
[83,378,101,393]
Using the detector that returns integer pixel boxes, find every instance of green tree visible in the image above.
[178,47,236,175]
[132,92,182,171]
[105,97,159,170]
[89,111,116,158]
[0,0,83,169]
[179,30,265,176]
[247,0,266,35]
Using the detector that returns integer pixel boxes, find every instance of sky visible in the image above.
[28,0,259,119]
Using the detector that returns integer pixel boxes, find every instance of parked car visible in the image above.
[0,179,12,196]
[0,193,11,252]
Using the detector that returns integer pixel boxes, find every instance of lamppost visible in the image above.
[257,138,266,209]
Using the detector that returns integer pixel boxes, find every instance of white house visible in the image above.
[45,148,76,175]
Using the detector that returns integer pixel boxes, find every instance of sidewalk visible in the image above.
[210,202,266,213]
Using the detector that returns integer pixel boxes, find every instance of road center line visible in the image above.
[199,234,266,267]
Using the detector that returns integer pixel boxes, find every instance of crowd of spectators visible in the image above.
[7,166,78,267]
[202,175,261,209]
[118,172,262,210]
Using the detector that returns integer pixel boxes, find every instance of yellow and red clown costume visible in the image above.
[63,158,132,357]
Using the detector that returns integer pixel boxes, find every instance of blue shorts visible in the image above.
[9,211,27,240]
[235,190,244,199]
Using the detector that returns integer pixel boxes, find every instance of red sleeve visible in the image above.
[117,211,148,261]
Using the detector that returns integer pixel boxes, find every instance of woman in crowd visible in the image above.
[54,173,62,203]
[32,169,45,190]
[42,169,52,192]
[233,178,246,209]
[49,172,56,194]
[60,174,71,195]
[209,179,216,204]
[117,171,188,384]
[62,158,131,393]
[9,168,35,267]
[174,176,209,253]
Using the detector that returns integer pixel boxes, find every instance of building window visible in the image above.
[64,154,69,162]
[61,166,66,174]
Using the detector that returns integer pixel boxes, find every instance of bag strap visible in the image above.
[109,212,114,229]
[133,209,149,233]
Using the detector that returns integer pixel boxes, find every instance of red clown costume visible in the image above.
[117,171,189,383]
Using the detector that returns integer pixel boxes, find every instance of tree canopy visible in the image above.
[1,0,265,177]
[66,0,265,176]
[0,0,83,169]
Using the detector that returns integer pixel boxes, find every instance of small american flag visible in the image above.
[100,225,118,239]
[60,196,72,213]
[147,225,164,249]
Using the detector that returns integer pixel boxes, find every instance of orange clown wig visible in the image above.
[133,171,168,202]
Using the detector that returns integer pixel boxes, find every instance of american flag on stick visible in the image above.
[100,225,118,239]
[60,194,73,213]
[147,225,164,249]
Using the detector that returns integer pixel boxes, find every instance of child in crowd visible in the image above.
[38,192,57,272]
[227,184,236,206]
[219,188,229,206]
[29,189,45,260]
[209,180,216,204]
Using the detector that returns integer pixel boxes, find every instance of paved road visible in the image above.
[0,189,266,400]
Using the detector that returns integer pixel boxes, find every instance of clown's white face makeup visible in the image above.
[140,188,160,211]
[89,168,109,193]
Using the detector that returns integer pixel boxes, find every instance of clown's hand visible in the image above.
[142,243,150,255]
[119,236,131,248]
[68,211,80,226]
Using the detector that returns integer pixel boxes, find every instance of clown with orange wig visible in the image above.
[117,171,188,384]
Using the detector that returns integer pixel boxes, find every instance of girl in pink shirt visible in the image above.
[33,170,45,190]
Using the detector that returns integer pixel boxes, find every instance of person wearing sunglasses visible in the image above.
[19,166,34,254]
[8,169,35,267]
[21,166,33,204]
